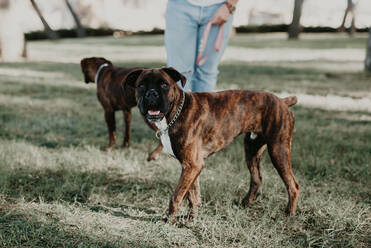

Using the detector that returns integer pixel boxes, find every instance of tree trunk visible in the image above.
[288,0,304,39]
[30,0,58,40]
[339,0,357,36]
[365,28,371,72]
[65,0,85,38]
[0,0,9,8]
[0,0,26,61]
[22,36,27,58]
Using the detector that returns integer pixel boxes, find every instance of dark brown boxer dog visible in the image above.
[80,57,163,159]
[124,67,300,223]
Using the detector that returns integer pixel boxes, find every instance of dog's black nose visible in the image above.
[145,89,159,100]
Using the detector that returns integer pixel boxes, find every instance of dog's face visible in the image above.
[124,67,186,122]
[80,57,112,83]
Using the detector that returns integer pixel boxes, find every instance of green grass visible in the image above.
[0,34,370,247]
[229,33,369,49]
[217,63,371,96]
[47,33,368,49]
[2,60,370,97]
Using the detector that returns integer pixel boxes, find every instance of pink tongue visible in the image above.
[148,110,160,115]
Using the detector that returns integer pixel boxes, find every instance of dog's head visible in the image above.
[123,67,186,122]
[80,57,112,83]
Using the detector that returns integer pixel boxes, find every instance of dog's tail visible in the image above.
[281,96,297,107]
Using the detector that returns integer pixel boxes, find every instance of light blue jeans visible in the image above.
[165,0,233,92]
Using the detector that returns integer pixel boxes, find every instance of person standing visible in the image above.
[165,0,238,92]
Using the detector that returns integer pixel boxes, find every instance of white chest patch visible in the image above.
[250,132,258,140]
[154,118,175,157]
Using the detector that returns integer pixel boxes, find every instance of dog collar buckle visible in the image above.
[155,130,162,139]
[154,91,185,140]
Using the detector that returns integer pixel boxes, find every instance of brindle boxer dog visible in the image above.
[124,67,300,223]
[80,57,163,159]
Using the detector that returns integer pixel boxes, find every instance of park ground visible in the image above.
[0,33,370,247]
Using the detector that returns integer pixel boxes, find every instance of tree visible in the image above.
[30,0,59,40]
[288,0,304,39]
[365,28,371,72]
[0,0,26,61]
[0,0,9,8]
[65,0,85,38]
[339,0,358,36]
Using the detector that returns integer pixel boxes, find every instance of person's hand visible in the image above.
[210,3,230,25]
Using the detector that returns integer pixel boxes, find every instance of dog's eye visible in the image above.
[161,83,168,89]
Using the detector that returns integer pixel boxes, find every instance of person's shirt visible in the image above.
[187,0,225,6]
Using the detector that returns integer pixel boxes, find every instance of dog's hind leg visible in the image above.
[122,108,131,148]
[267,135,299,216]
[105,111,116,150]
[242,133,266,208]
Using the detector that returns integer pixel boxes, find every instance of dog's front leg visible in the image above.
[122,109,131,148]
[104,111,116,150]
[147,142,163,161]
[186,177,201,220]
[165,162,203,224]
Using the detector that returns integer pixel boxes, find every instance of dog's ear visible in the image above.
[123,69,144,90]
[80,58,93,83]
[161,67,186,88]
[96,57,112,67]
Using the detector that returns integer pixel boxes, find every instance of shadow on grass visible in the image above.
[0,103,155,150]
[0,167,172,229]
[1,168,172,204]
[90,205,163,223]
[0,210,157,248]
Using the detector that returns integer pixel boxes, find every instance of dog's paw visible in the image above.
[241,198,250,208]
[100,147,113,152]
[285,206,296,217]
[184,213,196,222]
[147,153,158,162]
[122,142,130,148]
[162,216,168,223]
[162,215,176,224]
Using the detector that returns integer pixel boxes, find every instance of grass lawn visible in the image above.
[0,33,370,247]
[55,32,369,49]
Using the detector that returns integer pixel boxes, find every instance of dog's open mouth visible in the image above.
[148,110,160,115]
[146,109,164,122]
